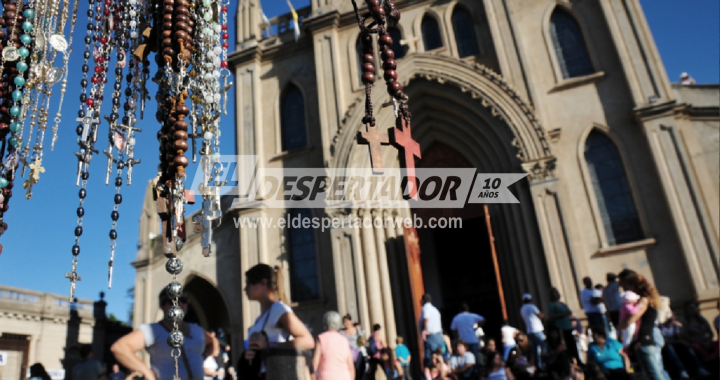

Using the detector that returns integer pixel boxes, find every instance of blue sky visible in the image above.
[0,0,716,323]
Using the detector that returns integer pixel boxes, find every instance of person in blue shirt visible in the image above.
[587,327,630,380]
[395,336,412,380]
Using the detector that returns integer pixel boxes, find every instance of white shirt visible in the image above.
[203,356,218,380]
[450,352,476,378]
[580,288,604,314]
[451,312,485,344]
[501,325,517,346]
[247,301,294,344]
[520,304,544,333]
[139,323,206,380]
[420,302,443,334]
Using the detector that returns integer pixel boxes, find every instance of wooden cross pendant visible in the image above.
[357,123,390,174]
[65,260,82,302]
[389,117,422,200]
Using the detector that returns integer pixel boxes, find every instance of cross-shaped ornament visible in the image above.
[125,158,141,185]
[76,113,100,143]
[75,141,98,185]
[23,156,45,199]
[193,182,224,256]
[102,149,117,185]
[389,117,422,200]
[65,260,82,302]
[357,124,390,174]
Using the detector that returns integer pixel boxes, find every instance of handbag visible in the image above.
[260,303,308,380]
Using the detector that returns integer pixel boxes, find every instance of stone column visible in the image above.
[359,209,386,332]
[373,210,397,346]
[352,209,372,329]
[523,158,580,310]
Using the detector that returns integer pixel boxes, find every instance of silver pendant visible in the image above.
[2,47,19,62]
[46,67,64,85]
[49,35,69,52]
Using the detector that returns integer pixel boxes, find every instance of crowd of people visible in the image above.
[30,264,716,380]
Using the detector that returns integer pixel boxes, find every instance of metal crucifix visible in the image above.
[357,123,389,174]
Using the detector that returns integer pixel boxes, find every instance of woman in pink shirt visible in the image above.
[313,311,355,380]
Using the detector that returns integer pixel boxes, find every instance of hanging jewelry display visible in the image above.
[352,0,421,199]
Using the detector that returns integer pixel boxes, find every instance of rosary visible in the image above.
[0,0,231,372]
[351,0,421,199]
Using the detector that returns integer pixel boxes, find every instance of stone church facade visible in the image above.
[133,0,719,366]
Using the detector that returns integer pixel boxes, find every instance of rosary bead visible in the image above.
[77,207,84,217]
[384,70,398,82]
[388,81,403,95]
[378,34,392,47]
[80,93,87,102]
[82,171,89,180]
[82,64,89,73]
[87,10,93,17]
[383,59,397,70]
[166,257,183,275]
[361,72,376,85]
[115,68,122,76]
[72,245,80,256]
[13,77,25,87]
[111,210,119,221]
[167,305,184,322]
[79,188,86,198]
[114,193,122,204]
[9,123,20,133]
[20,34,31,45]
[23,9,35,19]
[109,229,117,240]
[362,63,375,73]
[84,36,92,44]
[381,48,394,60]
[9,106,20,117]
[21,21,32,32]
[78,110,85,117]
[173,140,189,151]
[0,178,8,189]
[167,330,184,349]
[363,54,374,64]
[365,0,380,6]
[74,226,83,236]
[12,90,22,100]
[86,98,95,107]
[174,155,189,168]
[17,47,29,58]
[87,23,93,31]
[166,281,183,298]
[117,161,125,169]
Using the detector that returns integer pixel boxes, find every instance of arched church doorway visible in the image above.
[183,276,231,347]
[414,142,505,341]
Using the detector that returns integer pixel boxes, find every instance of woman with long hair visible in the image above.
[242,264,314,373]
[484,351,514,380]
[617,274,668,380]
[313,311,355,380]
[424,349,448,380]
[379,348,404,380]
[341,314,362,349]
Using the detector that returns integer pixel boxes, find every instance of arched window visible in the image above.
[388,27,406,59]
[550,9,594,79]
[280,84,307,151]
[288,208,320,302]
[421,15,443,51]
[584,132,643,246]
[452,7,479,58]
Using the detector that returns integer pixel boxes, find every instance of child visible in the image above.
[395,336,412,380]
[619,290,640,348]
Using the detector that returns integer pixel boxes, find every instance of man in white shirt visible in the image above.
[501,320,518,361]
[580,277,608,331]
[450,303,485,359]
[419,294,444,367]
[520,293,545,371]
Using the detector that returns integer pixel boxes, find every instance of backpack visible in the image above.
[368,335,380,356]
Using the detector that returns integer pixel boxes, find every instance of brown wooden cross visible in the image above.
[389,117,421,200]
[154,182,177,257]
[357,123,390,174]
